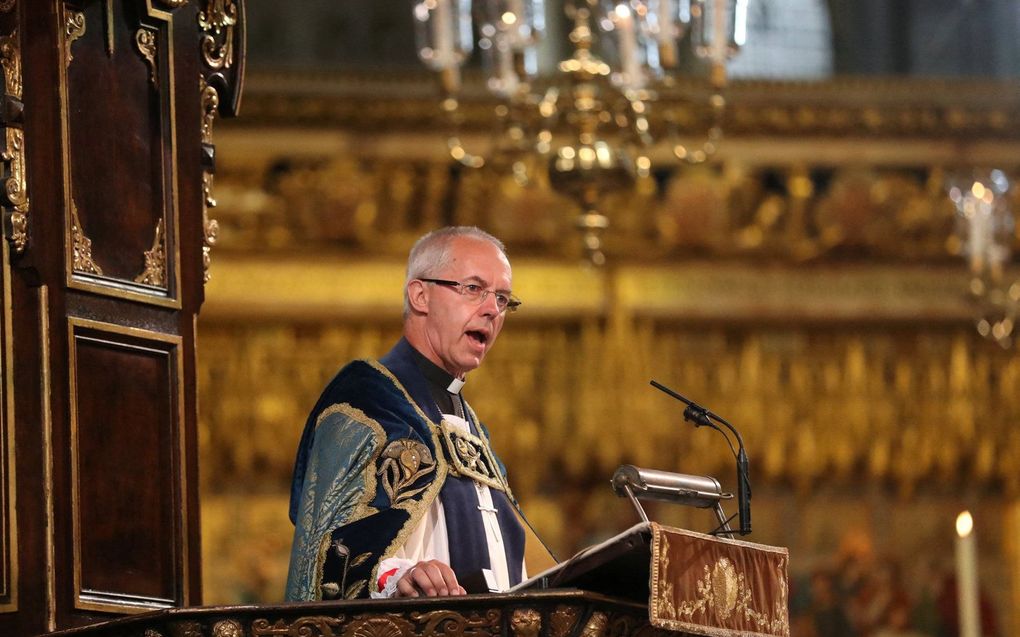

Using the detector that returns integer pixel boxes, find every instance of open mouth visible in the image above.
[466,330,488,346]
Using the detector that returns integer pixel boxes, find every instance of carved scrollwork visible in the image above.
[343,615,415,637]
[198,0,237,70]
[0,29,21,98]
[580,613,609,637]
[134,218,167,287]
[64,8,85,67]
[135,28,158,87]
[3,128,27,253]
[510,609,541,637]
[161,0,189,7]
[0,29,27,255]
[549,606,582,637]
[251,616,345,637]
[70,201,102,275]
[200,78,220,282]
[409,609,502,637]
[170,622,205,637]
[212,619,244,637]
[0,1,15,14]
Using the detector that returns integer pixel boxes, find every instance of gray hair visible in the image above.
[403,226,507,317]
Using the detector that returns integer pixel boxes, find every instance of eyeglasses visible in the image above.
[419,278,522,313]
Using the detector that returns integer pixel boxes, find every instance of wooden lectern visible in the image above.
[41,523,789,637]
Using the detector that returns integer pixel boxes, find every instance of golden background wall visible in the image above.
[195,72,1020,636]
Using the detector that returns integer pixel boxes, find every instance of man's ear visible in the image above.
[406,279,430,314]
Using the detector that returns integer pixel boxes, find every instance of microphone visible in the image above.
[650,380,752,536]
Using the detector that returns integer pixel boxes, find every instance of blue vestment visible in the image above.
[285,339,524,600]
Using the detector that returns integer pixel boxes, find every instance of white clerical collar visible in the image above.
[447,377,466,394]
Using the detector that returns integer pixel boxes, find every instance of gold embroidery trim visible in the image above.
[361,359,450,592]
[438,418,509,493]
[650,523,790,637]
[378,438,436,505]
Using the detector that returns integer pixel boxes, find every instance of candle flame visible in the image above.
[956,511,974,537]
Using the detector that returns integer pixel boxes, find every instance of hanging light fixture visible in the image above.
[948,169,1018,348]
[413,0,749,263]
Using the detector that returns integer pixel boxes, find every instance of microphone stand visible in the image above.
[650,380,752,536]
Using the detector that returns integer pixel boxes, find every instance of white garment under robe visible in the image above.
[371,414,526,597]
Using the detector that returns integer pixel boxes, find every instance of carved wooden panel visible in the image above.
[0,0,20,616]
[67,318,186,612]
[60,0,180,307]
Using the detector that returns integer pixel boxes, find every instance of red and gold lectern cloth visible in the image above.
[649,522,789,637]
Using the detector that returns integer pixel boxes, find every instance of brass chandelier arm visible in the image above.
[437,68,485,169]
[668,62,727,164]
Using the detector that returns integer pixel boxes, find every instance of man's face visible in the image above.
[416,237,512,377]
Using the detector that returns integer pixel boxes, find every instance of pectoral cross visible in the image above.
[476,484,503,546]
[104,0,115,56]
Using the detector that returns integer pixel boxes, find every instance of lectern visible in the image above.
[42,523,789,637]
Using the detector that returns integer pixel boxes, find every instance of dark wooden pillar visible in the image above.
[0,1,244,634]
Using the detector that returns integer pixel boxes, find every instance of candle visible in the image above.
[614,4,641,88]
[955,511,980,637]
[432,0,455,69]
[711,0,728,63]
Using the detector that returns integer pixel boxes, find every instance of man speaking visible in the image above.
[286,226,543,600]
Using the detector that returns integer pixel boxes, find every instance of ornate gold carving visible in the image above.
[3,128,28,254]
[70,201,102,275]
[580,612,608,637]
[198,0,237,70]
[378,439,435,505]
[0,31,27,255]
[0,1,15,14]
[161,0,189,7]
[510,609,541,637]
[409,609,502,637]
[344,615,415,637]
[251,616,345,637]
[200,80,219,145]
[135,28,158,87]
[0,29,21,99]
[134,218,167,287]
[171,622,205,637]
[200,78,220,282]
[64,9,85,67]
[549,606,582,637]
[213,619,244,637]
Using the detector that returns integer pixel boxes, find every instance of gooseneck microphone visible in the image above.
[650,380,752,536]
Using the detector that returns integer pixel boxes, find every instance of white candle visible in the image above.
[955,511,980,637]
[614,4,641,88]
[711,0,728,63]
[432,0,455,68]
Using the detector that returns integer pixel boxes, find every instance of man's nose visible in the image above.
[478,291,500,316]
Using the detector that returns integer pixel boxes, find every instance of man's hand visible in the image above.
[394,559,466,597]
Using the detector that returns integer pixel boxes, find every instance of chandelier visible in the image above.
[412,0,748,263]
[948,169,1018,349]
